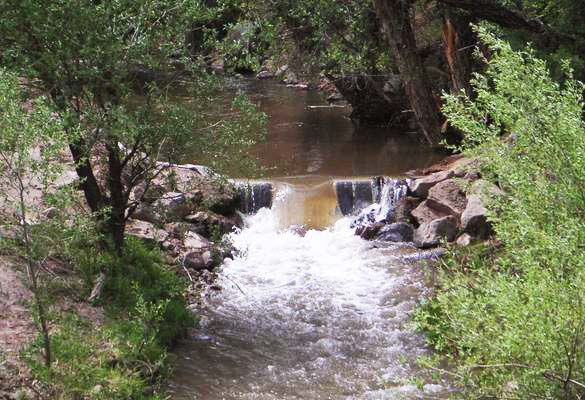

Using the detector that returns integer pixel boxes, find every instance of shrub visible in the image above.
[415,26,585,399]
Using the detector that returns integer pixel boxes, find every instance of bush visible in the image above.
[23,227,196,399]
[415,26,585,399]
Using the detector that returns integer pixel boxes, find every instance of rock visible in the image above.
[350,204,379,229]
[256,70,273,80]
[163,222,193,239]
[456,233,475,247]
[411,200,450,227]
[464,170,481,181]
[356,222,384,240]
[460,179,505,239]
[374,222,414,243]
[283,70,298,85]
[53,170,79,190]
[414,216,458,248]
[133,191,201,224]
[183,231,211,251]
[184,211,238,238]
[409,170,454,198]
[468,179,505,198]
[183,250,213,271]
[390,196,421,225]
[426,179,467,218]
[126,219,169,246]
[460,194,491,239]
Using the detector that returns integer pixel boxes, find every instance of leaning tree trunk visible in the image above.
[373,0,444,146]
[442,7,475,98]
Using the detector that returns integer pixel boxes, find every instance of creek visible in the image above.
[167,79,450,399]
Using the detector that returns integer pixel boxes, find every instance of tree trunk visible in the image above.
[68,141,104,214]
[106,142,126,254]
[442,8,475,98]
[373,0,444,146]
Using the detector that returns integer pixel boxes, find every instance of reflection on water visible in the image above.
[199,78,444,178]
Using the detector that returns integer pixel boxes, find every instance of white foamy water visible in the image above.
[169,197,449,399]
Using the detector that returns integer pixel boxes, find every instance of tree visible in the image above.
[0,69,67,368]
[373,0,445,146]
[0,1,265,298]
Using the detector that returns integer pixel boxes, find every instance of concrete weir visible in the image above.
[234,177,409,229]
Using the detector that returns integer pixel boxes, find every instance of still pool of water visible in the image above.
[188,78,446,178]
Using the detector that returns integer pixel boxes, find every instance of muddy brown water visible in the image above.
[167,78,450,399]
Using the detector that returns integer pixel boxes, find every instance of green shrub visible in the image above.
[416,26,585,399]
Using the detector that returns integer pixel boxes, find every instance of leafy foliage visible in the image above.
[416,27,585,399]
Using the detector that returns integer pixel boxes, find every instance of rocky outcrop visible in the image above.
[128,163,243,273]
[354,156,503,250]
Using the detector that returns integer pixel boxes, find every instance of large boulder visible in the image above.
[460,194,489,238]
[409,170,454,198]
[374,222,414,243]
[426,179,467,218]
[414,216,458,248]
[183,231,211,251]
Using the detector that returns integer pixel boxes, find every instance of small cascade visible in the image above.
[351,178,410,228]
[236,181,273,214]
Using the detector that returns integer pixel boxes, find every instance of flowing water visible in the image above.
[168,80,450,399]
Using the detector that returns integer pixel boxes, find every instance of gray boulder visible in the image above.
[414,216,458,248]
[461,194,491,238]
